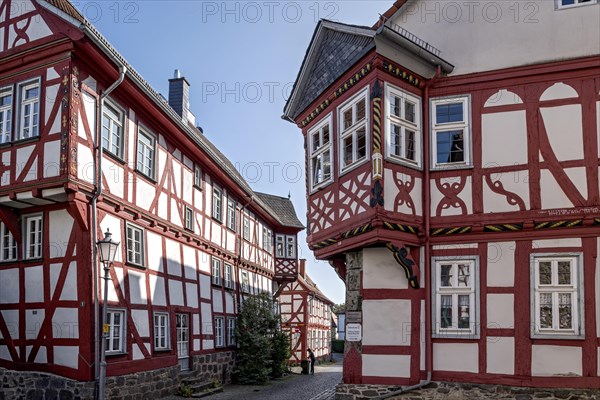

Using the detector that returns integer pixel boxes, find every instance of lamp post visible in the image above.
[97,229,120,400]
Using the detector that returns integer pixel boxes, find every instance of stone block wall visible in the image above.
[191,351,236,384]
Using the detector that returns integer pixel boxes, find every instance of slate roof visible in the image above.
[254,192,304,229]
[36,0,302,230]
[283,20,376,121]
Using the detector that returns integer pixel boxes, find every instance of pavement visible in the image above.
[161,352,343,400]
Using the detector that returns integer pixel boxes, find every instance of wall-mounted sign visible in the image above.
[346,311,362,324]
[346,323,362,342]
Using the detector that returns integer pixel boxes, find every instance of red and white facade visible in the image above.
[0,0,303,389]
[279,260,333,364]
[284,0,600,391]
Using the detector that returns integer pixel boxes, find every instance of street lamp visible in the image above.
[97,229,120,400]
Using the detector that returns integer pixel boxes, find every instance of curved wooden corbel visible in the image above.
[386,242,419,289]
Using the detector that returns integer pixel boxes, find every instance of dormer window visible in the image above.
[275,234,296,259]
[308,113,333,191]
[339,88,369,173]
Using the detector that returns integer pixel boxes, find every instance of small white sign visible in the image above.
[346,323,362,342]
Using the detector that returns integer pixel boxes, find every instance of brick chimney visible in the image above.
[168,69,195,126]
[299,259,306,278]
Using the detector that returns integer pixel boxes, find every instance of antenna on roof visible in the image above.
[288,191,291,200]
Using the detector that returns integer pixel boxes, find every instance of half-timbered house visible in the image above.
[0,0,304,398]
[279,259,334,364]
[283,0,600,398]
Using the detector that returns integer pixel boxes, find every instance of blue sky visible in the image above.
[74,0,393,304]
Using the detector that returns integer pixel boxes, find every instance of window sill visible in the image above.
[103,150,126,165]
[211,217,223,225]
[153,348,172,354]
[125,262,146,270]
[193,184,203,191]
[12,136,41,146]
[385,156,422,171]
[136,169,157,184]
[22,257,44,263]
[338,158,369,179]
[106,351,128,357]
[531,333,584,340]
[430,163,473,172]
[309,179,334,195]
[0,142,12,149]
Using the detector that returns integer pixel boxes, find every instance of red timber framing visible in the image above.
[288,22,600,389]
[0,0,304,383]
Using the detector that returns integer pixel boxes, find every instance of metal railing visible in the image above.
[379,15,442,57]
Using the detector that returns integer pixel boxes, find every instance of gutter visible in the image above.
[90,60,126,381]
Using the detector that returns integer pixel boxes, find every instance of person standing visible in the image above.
[308,348,316,375]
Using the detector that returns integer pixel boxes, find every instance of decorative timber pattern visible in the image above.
[386,242,419,289]
[382,61,422,88]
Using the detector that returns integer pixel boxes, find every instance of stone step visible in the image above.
[189,381,216,392]
[191,386,224,398]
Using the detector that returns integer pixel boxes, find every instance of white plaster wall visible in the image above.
[540,170,575,210]
[52,308,78,339]
[212,224,222,248]
[24,266,44,303]
[392,0,600,75]
[363,247,408,289]
[362,355,411,378]
[487,337,514,375]
[53,346,79,369]
[198,251,210,274]
[131,309,149,337]
[199,274,211,299]
[27,346,46,363]
[165,239,182,277]
[533,238,582,249]
[541,104,583,162]
[25,309,44,339]
[430,176,472,216]
[147,232,164,272]
[136,178,154,211]
[532,345,582,376]
[183,168,193,205]
[182,245,197,280]
[193,314,200,335]
[201,302,213,337]
[0,269,19,303]
[102,157,124,199]
[128,270,147,304]
[168,280,184,306]
[482,111,527,166]
[213,289,223,313]
[157,192,168,221]
[363,300,411,346]
[225,293,234,314]
[433,343,478,373]
[149,275,166,306]
[1,310,18,339]
[487,294,514,329]
[49,210,73,258]
[170,199,183,227]
[81,91,96,138]
[127,110,136,165]
[483,171,530,213]
[77,143,94,184]
[50,262,77,301]
[487,242,515,288]
[43,140,60,178]
[132,344,144,360]
[186,282,198,308]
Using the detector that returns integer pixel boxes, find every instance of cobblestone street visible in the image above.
[161,353,342,400]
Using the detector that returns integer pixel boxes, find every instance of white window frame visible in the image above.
[385,83,421,168]
[212,186,223,222]
[23,214,42,260]
[227,317,236,346]
[226,198,236,231]
[430,95,471,169]
[136,126,155,179]
[308,113,334,192]
[101,99,125,159]
[212,257,222,286]
[338,87,369,175]
[194,165,203,189]
[106,309,126,354]
[16,78,40,141]
[262,227,272,253]
[126,223,145,267]
[530,253,584,339]
[153,312,170,351]
[431,256,479,339]
[286,235,296,259]
[184,206,194,232]
[214,316,224,348]
[241,270,249,293]
[224,263,233,289]
[0,221,17,262]
[556,0,597,9]
[275,234,285,258]
[243,216,250,241]
[0,86,13,144]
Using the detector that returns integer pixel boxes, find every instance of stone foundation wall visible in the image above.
[335,382,600,400]
[0,350,236,400]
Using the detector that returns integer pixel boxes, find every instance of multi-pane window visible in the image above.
[308,114,333,190]
[0,87,12,144]
[227,199,236,231]
[24,214,42,259]
[0,222,17,262]
[557,0,597,8]
[275,235,285,258]
[102,101,124,158]
[194,165,203,189]
[275,234,296,259]
[386,85,421,166]
[106,309,125,353]
[227,318,236,346]
[212,186,223,222]
[243,216,250,241]
[262,228,272,253]
[212,257,222,285]
[154,312,169,350]
[136,128,155,178]
[532,255,582,337]
[433,258,478,337]
[431,96,470,168]
[241,270,249,293]
[339,89,368,172]
[126,223,144,266]
[184,206,194,232]
[17,79,40,140]
[286,236,296,259]
[214,317,224,347]
[224,263,233,289]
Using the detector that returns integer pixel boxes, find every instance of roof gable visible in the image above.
[283,20,375,121]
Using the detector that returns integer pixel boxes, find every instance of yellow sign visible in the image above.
[103,324,109,333]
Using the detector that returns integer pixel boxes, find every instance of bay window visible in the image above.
[339,88,369,172]
[308,114,333,190]
[386,84,421,166]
